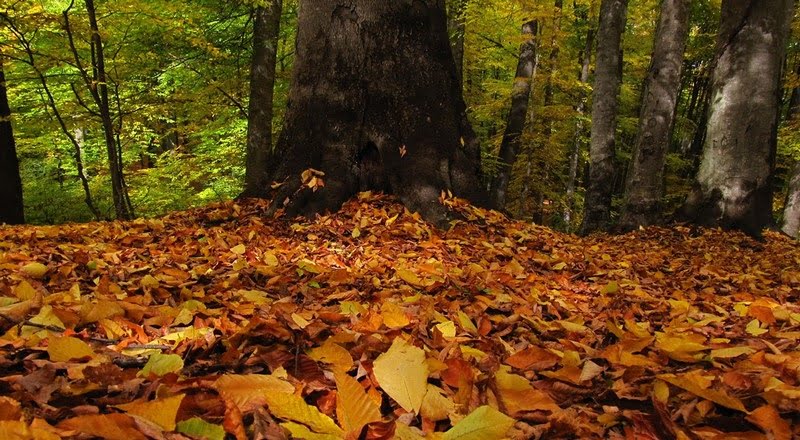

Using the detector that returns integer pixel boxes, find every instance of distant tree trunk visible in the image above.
[581,0,628,234]
[781,63,800,238]
[447,0,468,88]
[564,2,595,228]
[490,20,539,209]
[243,0,283,198]
[2,12,101,219]
[681,0,794,237]
[262,0,487,227]
[619,0,689,229]
[782,162,800,237]
[84,0,132,220]
[0,56,24,225]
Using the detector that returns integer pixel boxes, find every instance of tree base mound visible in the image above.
[0,194,798,438]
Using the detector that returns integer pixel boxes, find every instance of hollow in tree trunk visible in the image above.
[581,0,628,234]
[243,0,283,197]
[262,0,487,227]
[0,56,24,225]
[681,0,794,237]
[619,0,689,230]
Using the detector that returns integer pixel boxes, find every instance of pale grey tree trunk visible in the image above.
[581,0,628,234]
[619,0,689,229]
[490,20,539,209]
[243,0,283,197]
[782,162,800,237]
[681,0,794,237]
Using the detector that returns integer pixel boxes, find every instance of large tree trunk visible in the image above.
[581,0,628,234]
[0,56,24,225]
[262,0,487,227]
[681,0,794,237]
[243,0,283,198]
[618,0,689,229]
[490,20,539,209]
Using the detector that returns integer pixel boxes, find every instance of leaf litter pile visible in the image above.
[1,194,799,440]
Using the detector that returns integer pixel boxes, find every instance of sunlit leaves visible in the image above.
[373,338,429,413]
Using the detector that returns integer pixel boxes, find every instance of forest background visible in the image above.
[1,0,799,231]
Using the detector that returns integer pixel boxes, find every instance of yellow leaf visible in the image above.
[281,422,342,440]
[456,311,477,333]
[292,313,311,329]
[47,336,94,362]
[443,405,514,440]
[264,392,344,436]
[21,263,48,279]
[57,414,147,440]
[380,302,410,329]
[230,244,246,255]
[0,420,32,440]
[495,368,559,416]
[213,374,295,413]
[659,370,746,412]
[396,268,424,287]
[373,338,428,413]
[653,380,670,403]
[264,252,280,267]
[139,353,183,378]
[334,372,381,435]
[435,320,456,338]
[709,346,756,359]
[116,394,184,431]
[394,423,426,440]
[14,281,37,301]
[308,340,354,375]
[746,319,769,336]
[420,384,455,421]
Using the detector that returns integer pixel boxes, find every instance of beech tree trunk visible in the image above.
[782,162,800,237]
[243,0,283,198]
[0,56,24,225]
[581,0,628,234]
[619,0,689,229]
[490,20,539,209]
[263,0,487,227]
[681,0,794,236]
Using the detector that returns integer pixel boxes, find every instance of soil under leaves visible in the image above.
[1,194,799,439]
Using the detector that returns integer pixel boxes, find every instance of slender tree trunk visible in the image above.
[262,0,487,227]
[84,0,131,220]
[787,63,800,121]
[564,2,596,228]
[2,12,101,219]
[681,0,794,237]
[581,0,628,234]
[490,20,538,209]
[0,55,24,225]
[619,0,689,229]
[243,0,283,197]
[447,0,468,88]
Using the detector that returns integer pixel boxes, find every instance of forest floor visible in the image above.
[0,193,799,440]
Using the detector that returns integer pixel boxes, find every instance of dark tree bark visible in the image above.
[490,20,539,209]
[0,55,24,225]
[262,0,487,227]
[787,63,800,121]
[581,0,628,234]
[619,0,689,229]
[243,0,283,198]
[446,0,468,88]
[681,0,794,237]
